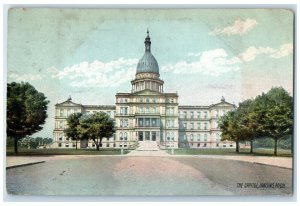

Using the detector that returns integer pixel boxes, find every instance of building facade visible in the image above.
[52,31,236,149]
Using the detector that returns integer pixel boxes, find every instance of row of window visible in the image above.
[58,143,115,148]
[166,132,176,141]
[119,132,128,141]
[137,118,159,127]
[119,119,129,128]
[182,122,209,130]
[182,134,209,141]
[119,107,128,115]
[186,143,234,148]
[137,106,159,114]
[56,108,82,117]
[181,133,222,141]
[134,80,162,92]
[118,97,176,104]
[166,120,177,128]
[57,133,113,142]
[120,118,160,128]
[57,109,116,118]
[190,143,209,147]
[180,110,228,119]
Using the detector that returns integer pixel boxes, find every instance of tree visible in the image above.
[78,112,114,151]
[7,82,49,153]
[219,110,241,152]
[43,137,53,145]
[219,100,260,153]
[253,87,293,156]
[64,113,83,150]
[235,99,260,154]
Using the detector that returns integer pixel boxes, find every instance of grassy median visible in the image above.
[6,147,131,156]
[166,148,292,157]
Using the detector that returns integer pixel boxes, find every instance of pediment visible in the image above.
[56,100,82,107]
[210,101,235,108]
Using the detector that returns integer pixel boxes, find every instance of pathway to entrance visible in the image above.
[127,141,170,156]
[127,150,169,156]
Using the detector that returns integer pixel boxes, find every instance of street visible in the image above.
[6,156,292,196]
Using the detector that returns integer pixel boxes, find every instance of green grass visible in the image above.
[166,148,292,157]
[6,147,131,156]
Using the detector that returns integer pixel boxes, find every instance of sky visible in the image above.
[7,8,294,138]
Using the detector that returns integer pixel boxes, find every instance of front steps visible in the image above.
[126,141,169,156]
[137,141,159,151]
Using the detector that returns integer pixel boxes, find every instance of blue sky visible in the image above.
[7,8,294,138]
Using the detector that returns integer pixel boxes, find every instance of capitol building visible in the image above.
[51,31,236,150]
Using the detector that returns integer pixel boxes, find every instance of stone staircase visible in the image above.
[126,141,169,156]
[137,141,160,151]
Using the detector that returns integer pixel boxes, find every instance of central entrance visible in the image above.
[145,131,150,141]
[138,131,158,141]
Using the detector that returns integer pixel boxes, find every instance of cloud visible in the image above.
[8,72,44,82]
[238,43,293,62]
[269,43,293,58]
[47,58,138,88]
[163,43,293,76]
[209,18,258,36]
[162,49,242,76]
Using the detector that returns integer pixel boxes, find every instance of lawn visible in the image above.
[166,148,292,157]
[6,147,131,156]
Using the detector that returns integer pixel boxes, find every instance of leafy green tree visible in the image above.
[78,112,114,151]
[43,137,53,145]
[219,110,241,152]
[253,87,293,156]
[35,137,44,147]
[64,113,83,150]
[235,99,260,153]
[7,82,49,153]
[219,100,260,153]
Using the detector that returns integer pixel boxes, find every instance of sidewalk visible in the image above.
[192,155,293,169]
[6,156,48,169]
[6,155,83,169]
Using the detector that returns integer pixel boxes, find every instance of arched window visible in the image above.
[120,132,123,140]
[167,132,170,141]
[124,132,127,141]
[190,134,194,141]
[171,132,175,141]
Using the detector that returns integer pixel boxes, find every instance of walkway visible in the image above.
[126,150,169,156]
[193,155,292,169]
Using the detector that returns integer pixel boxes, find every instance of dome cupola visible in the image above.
[136,29,160,74]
